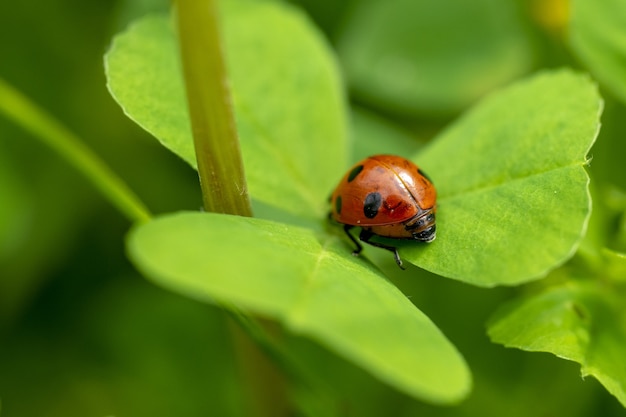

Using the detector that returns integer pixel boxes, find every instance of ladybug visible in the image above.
[329,154,436,269]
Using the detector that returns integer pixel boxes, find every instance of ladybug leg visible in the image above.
[358,229,405,270]
[343,225,363,255]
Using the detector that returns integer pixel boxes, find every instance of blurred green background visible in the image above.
[1,0,625,416]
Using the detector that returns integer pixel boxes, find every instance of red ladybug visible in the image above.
[329,154,436,269]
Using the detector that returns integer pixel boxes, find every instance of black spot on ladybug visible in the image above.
[347,165,364,183]
[363,192,382,219]
[418,168,433,183]
[335,195,342,215]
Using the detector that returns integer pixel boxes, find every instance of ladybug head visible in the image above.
[405,210,436,242]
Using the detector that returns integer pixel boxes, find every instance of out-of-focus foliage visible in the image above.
[570,0,626,104]
[336,0,534,117]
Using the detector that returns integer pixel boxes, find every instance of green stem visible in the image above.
[227,307,336,416]
[174,2,295,414]
[174,0,252,216]
[0,78,151,224]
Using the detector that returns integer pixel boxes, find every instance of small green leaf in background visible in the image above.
[488,279,626,407]
[570,0,626,105]
[403,69,602,286]
[484,182,626,407]
[600,248,626,283]
[127,211,472,404]
[336,0,533,116]
[577,184,626,270]
[349,108,422,164]
[105,0,347,219]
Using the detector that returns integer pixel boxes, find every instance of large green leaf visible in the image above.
[337,0,533,116]
[127,211,471,404]
[570,0,626,104]
[402,70,602,286]
[488,279,626,407]
[105,0,347,219]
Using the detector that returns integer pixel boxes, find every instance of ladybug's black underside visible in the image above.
[342,220,436,270]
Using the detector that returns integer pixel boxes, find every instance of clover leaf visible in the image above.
[128,211,472,404]
[488,278,626,407]
[105,2,347,220]
[405,70,602,286]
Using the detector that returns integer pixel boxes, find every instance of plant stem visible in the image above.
[228,313,291,417]
[174,0,252,216]
[174,2,294,414]
[0,78,151,224]
[227,307,336,416]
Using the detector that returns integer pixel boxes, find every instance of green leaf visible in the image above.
[600,248,626,284]
[570,0,626,104]
[350,108,422,164]
[0,150,30,262]
[616,199,626,253]
[576,184,626,269]
[105,1,347,219]
[337,0,533,116]
[127,211,472,404]
[487,280,626,407]
[403,70,602,286]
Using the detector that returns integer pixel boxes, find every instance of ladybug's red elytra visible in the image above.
[329,154,436,269]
